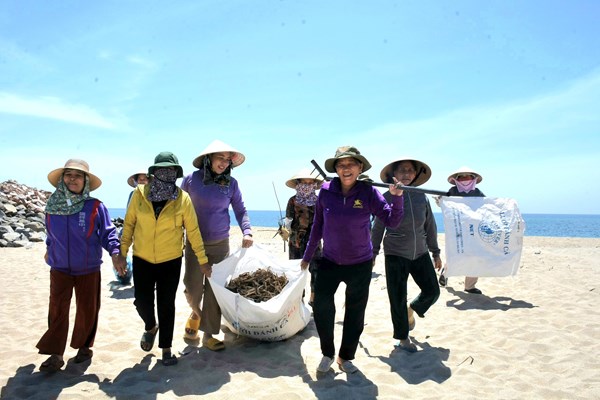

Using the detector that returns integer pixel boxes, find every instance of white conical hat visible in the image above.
[192,139,246,169]
[447,166,482,184]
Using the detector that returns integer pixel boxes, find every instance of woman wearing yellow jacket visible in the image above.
[120,151,209,366]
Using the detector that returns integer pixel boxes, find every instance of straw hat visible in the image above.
[324,145,371,173]
[192,139,246,169]
[148,151,183,178]
[127,170,149,187]
[285,168,324,189]
[380,158,431,187]
[447,166,482,184]
[47,159,102,191]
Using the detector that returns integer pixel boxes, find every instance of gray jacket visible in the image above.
[371,191,440,260]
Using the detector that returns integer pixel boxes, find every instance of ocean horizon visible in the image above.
[108,208,600,239]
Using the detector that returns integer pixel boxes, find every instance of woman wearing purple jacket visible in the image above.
[181,140,253,351]
[37,159,125,373]
[301,146,404,375]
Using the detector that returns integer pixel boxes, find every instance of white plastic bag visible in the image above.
[441,196,526,277]
[208,244,311,341]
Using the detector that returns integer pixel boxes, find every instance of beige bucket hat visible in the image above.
[127,170,149,187]
[192,139,246,169]
[447,166,482,184]
[324,145,371,173]
[47,159,102,191]
[380,157,431,187]
[286,168,324,189]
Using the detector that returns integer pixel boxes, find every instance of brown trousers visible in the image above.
[37,269,101,355]
[183,238,229,335]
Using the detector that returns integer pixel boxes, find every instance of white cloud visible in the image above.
[0,93,117,129]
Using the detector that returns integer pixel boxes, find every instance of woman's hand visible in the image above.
[433,255,442,270]
[242,234,254,248]
[112,254,127,276]
[200,263,212,278]
[389,177,404,196]
[300,260,309,270]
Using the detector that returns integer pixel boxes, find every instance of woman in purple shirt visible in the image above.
[301,146,404,375]
[181,140,253,351]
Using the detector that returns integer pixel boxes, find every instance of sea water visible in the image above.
[108,208,599,239]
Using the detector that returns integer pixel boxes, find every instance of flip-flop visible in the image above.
[140,326,158,352]
[203,337,225,351]
[39,355,65,373]
[183,315,201,340]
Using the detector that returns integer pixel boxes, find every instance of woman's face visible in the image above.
[63,169,85,194]
[136,174,149,185]
[456,174,475,182]
[210,152,233,175]
[299,178,315,185]
[335,158,362,188]
[394,161,416,185]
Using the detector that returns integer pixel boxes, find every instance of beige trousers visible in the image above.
[183,238,229,335]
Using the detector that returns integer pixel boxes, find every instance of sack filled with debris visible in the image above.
[209,244,310,341]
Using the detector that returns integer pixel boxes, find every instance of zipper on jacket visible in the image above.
[407,193,417,260]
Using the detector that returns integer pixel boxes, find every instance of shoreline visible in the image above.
[1,231,599,399]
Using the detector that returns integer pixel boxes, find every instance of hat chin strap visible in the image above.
[409,166,426,186]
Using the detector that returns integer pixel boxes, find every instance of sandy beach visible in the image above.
[1,229,599,399]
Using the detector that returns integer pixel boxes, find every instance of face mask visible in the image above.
[454,178,477,193]
[296,182,316,196]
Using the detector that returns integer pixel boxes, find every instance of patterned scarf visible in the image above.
[148,168,179,202]
[45,175,91,215]
[202,156,232,187]
[295,182,318,206]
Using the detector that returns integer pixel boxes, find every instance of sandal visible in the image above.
[39,355,64,373]
[203,337,225,351]
[183,314,201,340]
[162,352,178,366]
[74,347,94,363]
[140,326,158,352]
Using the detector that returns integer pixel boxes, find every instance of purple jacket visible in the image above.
[45,199,120,276]
[181,169,252,242]
[302,178,404,266]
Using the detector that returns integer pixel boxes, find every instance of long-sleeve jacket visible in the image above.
[302,178,404,266]
[181,169,252,242]
[371,191,440,260]
[45,198,120,276]
[120,185,208,265]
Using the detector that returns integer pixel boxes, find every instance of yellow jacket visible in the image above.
[120,185,208,265]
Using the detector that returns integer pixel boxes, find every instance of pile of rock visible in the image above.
[0,180,50,248]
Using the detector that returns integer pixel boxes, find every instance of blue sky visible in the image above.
[1,1,598,214]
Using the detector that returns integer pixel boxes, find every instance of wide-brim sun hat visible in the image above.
[148,151,184,178]
[47,159,102,191]
[286,168,324,189]
[192,139,246,169]
[447,166,482,184]
[380,158,431,187]
[324,145,372,173]
[127,170,149,187]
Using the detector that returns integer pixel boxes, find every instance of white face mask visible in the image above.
[453,178,477,193]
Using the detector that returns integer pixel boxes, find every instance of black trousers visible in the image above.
[133,256,182,349]
[385,253,440,340]
[313,258,372,361]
